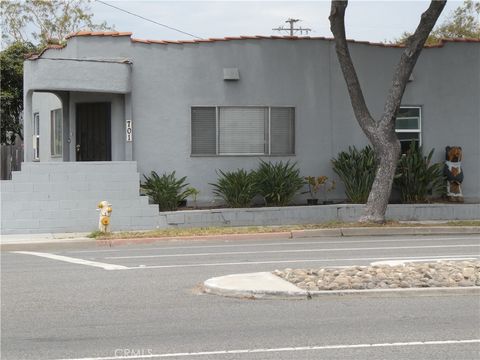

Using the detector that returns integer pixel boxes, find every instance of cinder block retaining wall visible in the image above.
[1,162,159,234]
[159,204,480,228]
[1,162,479,235]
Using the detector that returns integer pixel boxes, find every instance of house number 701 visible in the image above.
[126,120,133,142]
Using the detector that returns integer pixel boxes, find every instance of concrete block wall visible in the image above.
[158,203,480,228]
[1,161,159,234]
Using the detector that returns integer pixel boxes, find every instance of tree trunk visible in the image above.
[362,129,401,222]
[329,0,446,223]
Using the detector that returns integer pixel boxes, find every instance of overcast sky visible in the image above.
[89,0,463,43]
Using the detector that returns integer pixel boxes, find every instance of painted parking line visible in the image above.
[65,236,480,254]
[13,251,128,270]
[125,254,478,270]
[54,339,480,359]
[105,244,480,260]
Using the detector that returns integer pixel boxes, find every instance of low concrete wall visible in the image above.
[159,203,480,228]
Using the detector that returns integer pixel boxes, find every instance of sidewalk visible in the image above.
[1,224,479,251]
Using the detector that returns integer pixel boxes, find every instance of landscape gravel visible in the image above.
[273,260,480,291]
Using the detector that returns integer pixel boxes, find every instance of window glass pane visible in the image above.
[395,117,419,130]
[271,107,295,155]
[397,107,420,118]
[398,132,419,154]
[397,132,419,141]
[33,113,40,160]
[34,113,40,135]
[219,107,267,154]
[191,107,216,155]
[55,109,62,155]
[51,109,63,156]
[51,111,54,155]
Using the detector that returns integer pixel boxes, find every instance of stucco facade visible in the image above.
[23,33,480,204]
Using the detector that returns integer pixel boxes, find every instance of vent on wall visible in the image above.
[223,68,240,81]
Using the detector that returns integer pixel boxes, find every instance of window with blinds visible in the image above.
[191,106,295,156]
[271,107,295,155]
[191,107,216,155]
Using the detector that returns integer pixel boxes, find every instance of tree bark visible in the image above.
[329,0,446,223]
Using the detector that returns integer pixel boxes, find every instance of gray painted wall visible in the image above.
[26,36,480,204]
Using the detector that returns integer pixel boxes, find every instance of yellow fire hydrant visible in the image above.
[97,200,113,233]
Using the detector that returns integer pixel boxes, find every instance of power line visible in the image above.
[273,18,311,36]
[95,0,203,39]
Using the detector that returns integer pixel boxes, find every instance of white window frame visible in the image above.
[395,106,422,151]
[50,108,63,157]
[191,106,295,156]
[33,112,40,161]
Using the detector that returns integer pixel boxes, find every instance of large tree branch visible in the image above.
[381,0,447,127]
[329,0,376,135]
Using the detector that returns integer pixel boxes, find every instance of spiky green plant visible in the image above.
[394,141,445,203]
[331,146,378,203]
[255,160,304,206]
[211,169,257,208]
[141,171,193,211]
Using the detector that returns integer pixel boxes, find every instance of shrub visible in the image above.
[211,169,257,208]
[255,160,304,206]
[331,146,377,203]
[141,171,193,211]
[394,142,444,203]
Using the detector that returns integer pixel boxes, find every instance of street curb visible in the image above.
[339,226,480,237]
[103,231,293,246]
[2,226,479,251]
[291,228,342,238]
[102,226,480,243]
[203,272,480,300]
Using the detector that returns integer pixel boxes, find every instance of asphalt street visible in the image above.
[1,234,479,360]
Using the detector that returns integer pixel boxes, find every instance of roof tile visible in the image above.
[27,31,480,60]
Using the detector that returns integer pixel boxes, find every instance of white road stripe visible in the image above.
[13,251,129,270]
[105,244,480,260]
[53,339,480,359]
[66,236,479,254]
[371,258,477,266]
[125,254,478,270]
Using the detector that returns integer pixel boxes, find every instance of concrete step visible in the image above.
[1,161,159,234]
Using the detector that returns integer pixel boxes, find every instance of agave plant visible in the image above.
[255,160,304,206]
[394,141,445,203]
[141,171,193,211]
[331,145,378,203]
[211,169,257,208]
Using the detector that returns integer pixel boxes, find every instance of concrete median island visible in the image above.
[203,260,480,300]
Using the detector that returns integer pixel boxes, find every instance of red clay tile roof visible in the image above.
[27,31,480,60]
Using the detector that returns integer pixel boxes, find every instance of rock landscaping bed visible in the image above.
[273,261,480,291]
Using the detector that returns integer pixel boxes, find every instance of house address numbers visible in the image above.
[126,120,133,142]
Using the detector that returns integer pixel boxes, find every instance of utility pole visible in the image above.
[272,18,311,36]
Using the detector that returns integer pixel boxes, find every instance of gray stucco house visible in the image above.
[1,32,479,234]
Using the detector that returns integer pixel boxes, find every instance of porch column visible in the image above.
[125,93,133,161]
[23,90,33,162]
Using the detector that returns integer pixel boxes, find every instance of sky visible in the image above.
[88,0,464,43]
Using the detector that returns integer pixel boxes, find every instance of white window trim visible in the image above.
[396,106,422,146]
[191,105,295,157]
